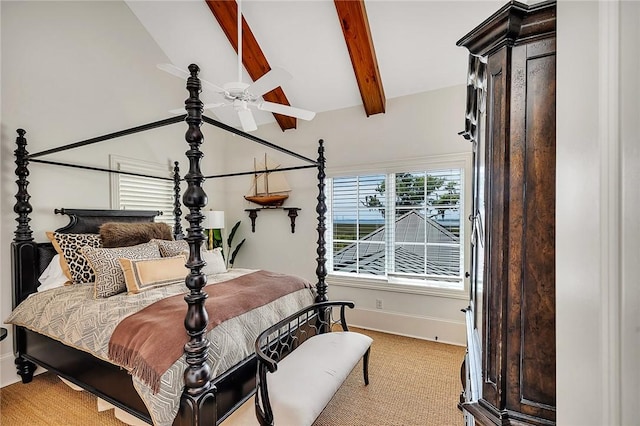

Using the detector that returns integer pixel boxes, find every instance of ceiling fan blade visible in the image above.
[158,63,227,95]
[157,63,189,79]
[204,102,226,110]
[246,67,292,98]
[201,79,227,96]
[257,101,316,121]
[237,109,258,132]
[169,107,186,115]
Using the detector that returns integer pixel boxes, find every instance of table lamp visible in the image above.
[204,210,225,250]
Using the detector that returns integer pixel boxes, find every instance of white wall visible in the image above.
[556,2,602,423]
[619,3,640,424]
[223,84,471,345]
[557,1,639,424]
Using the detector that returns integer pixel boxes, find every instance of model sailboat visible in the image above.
[244,154,290,207]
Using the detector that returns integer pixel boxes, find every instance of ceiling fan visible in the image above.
[159,0,315,132]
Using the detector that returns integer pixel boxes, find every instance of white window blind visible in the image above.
[328,162,465,289]
[332,174,387,276]
[110,155,175,227]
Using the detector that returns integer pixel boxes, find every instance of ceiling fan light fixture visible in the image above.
[224,81,250,98]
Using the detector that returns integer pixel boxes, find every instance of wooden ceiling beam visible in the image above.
[205,0,296,131]
[334,0,386,116]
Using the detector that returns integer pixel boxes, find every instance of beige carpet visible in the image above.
[0,328,465,425]
[315,329,465,426]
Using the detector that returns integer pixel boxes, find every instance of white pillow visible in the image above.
[203,248,227,275]
[182,248,227,275]
[38,254,68,291]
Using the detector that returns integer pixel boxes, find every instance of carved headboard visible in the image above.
[12,209,160,307]
[53,209,160,233]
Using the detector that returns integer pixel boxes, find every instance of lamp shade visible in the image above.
[204,210,225,229]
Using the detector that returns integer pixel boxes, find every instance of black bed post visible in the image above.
[176,64,216,426]
[173,161,184,240]
[11,129,37,383]
[315,139,328,303]
[14,129,33,243]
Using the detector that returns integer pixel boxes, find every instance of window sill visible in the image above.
[327,274,468,300]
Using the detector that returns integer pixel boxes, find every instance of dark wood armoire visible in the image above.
[457,1,556,425]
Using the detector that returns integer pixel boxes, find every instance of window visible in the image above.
[110,155,175,227]
[327,155,469,291]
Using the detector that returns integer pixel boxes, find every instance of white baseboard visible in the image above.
[1,309,465,388]
[1,351,45,388]
[1,351,18,388]
[347,307,466,346]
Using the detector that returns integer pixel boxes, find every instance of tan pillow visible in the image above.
[100,222,172,248]
[81,242,161,298]
[46,231,102,284]
[119,256,187,294]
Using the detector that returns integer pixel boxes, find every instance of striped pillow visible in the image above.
[119,256,187,294]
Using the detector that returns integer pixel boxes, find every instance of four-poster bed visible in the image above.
[8,64,328,425]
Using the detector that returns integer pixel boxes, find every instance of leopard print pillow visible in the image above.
[47,232,102,284]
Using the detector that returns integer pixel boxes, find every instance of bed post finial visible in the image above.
[173,161,184,240]
[14,129,33,242]
[180,63,216,425]
[315,139,328,303]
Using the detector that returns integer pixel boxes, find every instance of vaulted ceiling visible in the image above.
[126,0,505,132]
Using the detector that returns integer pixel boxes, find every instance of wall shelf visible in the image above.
[244,207,301,233]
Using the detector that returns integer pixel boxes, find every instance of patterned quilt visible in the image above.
[5,268,316,425]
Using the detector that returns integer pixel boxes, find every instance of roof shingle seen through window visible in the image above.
[333,211,460,276]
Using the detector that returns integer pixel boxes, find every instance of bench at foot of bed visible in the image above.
[252,301,372,426]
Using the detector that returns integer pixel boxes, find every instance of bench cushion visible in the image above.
[267,331,372,426]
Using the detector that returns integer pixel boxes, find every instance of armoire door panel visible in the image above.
[503,38,557,422]
[520,40,556,412]
[505,42,527,415]
[483,46,509,408]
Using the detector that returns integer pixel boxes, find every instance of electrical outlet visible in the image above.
[375,299,383,309]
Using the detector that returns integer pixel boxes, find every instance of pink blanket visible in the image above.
[108,270,311,393]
